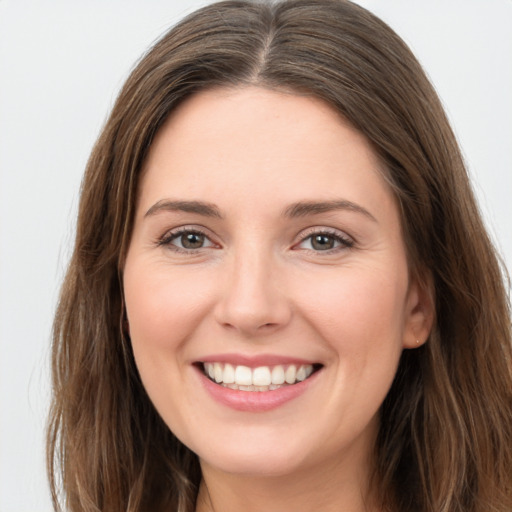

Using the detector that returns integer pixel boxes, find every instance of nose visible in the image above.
[213,248,292,337]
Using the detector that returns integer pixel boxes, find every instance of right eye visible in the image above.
[159,229,215,252]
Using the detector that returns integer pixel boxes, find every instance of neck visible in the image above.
[195,445,380,512]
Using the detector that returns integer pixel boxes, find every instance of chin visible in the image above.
[200,448,309,478]
[190,426,318,478]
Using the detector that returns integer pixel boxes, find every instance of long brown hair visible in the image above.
[47,1,512,511]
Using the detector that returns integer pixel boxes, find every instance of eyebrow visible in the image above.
[144,198,376,222]
[144,200,223,219]
[283,200,377,222]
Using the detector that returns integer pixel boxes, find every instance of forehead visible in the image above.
[138,86,395,220]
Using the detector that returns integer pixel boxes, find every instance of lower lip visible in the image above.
[197,367,320,412]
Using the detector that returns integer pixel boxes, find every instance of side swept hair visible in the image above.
[47,1,512,511]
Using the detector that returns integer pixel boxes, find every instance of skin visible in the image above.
[123,87,433,512]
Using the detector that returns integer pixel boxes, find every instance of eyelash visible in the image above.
[294,228,354,253]
[157,227,215,253]
[157,227,354,254]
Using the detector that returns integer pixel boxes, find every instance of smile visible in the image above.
[197,359,323,412]
[202,362,317,391]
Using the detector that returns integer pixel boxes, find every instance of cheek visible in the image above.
[122,261,217,435]
[297,266,408,429]
[300,266,407,335]
[293,264,408,388]
[123,262,214,360]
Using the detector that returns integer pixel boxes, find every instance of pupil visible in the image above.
[182,233,204,249]
[312,234,334,250]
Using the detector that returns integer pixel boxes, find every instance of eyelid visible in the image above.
[293,226,355,251]
[155,224,354,254]
[157,225,219,252]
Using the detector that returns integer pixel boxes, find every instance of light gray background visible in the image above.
[1,1,511,510]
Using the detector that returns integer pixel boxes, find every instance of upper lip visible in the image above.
[196,353,320,368]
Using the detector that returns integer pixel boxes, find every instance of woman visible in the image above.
[47,1,512,511]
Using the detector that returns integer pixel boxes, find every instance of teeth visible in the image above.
[223,363,235,384]
[252,366,271,386]
[234,365,252,386]
[271,365,285,385]
[285,365,297,384]
[203,362,315,389]
[214,362,223,383]
[296,365,307,381]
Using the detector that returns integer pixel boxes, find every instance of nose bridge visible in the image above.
[214,239,291,335]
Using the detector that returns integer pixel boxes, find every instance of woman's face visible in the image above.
[123,87,431,479]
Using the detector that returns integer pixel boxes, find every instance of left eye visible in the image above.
[298,232,352,251]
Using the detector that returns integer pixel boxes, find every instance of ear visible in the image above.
[402,274,434,349]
